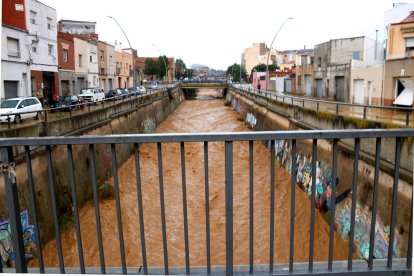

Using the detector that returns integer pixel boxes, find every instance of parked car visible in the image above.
[120,89,130,98]
[0,97,42,123]
[106,89,122,100]
[150,82,158,90]
[50,95,84,112]
[79,87,105,104]
[137,86,146,94]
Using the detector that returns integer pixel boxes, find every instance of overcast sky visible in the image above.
[40,0,404,70]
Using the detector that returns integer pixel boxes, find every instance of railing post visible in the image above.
[7,116,11,129]
[363,107,367,119]
[0,147,28,273]
[225,141,233,276]
[336,104,339,115]
[406,111,410,126]
[317,102,319,111]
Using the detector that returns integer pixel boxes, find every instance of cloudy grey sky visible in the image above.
[40,0,403,70]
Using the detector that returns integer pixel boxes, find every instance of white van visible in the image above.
[79,88,105,104]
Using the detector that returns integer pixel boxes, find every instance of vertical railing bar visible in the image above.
[67,145,85,274]
[25,146,45,273]
[407,192,412,269]
[368,138,381,269]
[0,146,27,273]
[224,141,234,276]
[269,139,275,273]
[204,142,211,274]
[328,139,338,271]
[89,144,106,274]
[134,144,148,275]
[180,142,190,274]
[387,137,401,268]
[308,139,317,272]
[46,145,65,273]
[157,142,169,275]
[289,139,297,272]
[111,144,127,274]
[249,140,254,274]
[348,138,360,270]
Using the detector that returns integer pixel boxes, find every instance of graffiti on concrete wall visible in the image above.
[143,118,156,134]
[246,113,257,128]
[0,210,37,268]
[271,139,400,259]
[273,139,334,212]
[335,198,399,259]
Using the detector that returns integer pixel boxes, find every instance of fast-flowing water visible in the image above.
[36,89,351,268]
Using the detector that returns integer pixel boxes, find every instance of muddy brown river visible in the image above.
[36,89,350,269]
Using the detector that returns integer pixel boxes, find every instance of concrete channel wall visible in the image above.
[226,87,413,257]
[0,88,184,245]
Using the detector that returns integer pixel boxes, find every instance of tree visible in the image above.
[226,63,247,82]
[175,58,187,79]
[143,58,158,80]
[250,63,279,74]
[157,55,168,79]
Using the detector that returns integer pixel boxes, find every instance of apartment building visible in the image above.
[73,37,88,92]
[243,43,273,75]
[25,0,59,103]
[1,0,31,100]
[384,11,414,106]
[314,36,384,102]
[115,50,133,89]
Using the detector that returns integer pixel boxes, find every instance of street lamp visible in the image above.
[266,17,294,92]
[153,44,168,82]
[108,16,137,87]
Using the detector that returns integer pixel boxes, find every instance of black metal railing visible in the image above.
[0,129,412,275]
[232,84,414,126]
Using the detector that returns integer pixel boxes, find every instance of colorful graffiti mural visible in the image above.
[143,118,156,134]
[271,139,400,259]
[0,210,37,268]
[335,198,398,259]
[246,113,257,128]
[273,139,334,212]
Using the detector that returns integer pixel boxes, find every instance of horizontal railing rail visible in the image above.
[0,129,412,275]
[232,84,414,126]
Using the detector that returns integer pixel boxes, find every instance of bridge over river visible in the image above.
[0,85,412,275]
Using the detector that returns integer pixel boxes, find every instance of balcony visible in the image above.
[116,68,121,75]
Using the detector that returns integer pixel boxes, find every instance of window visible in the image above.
[7,37,20,57]
[100,50,104,61]
[30,10,37,24]
[79,54,83,67]
[100,68,105,74]
[47,17,52,30]
[63,49,68,62]
[90,56,92,62]
[32,46,37,53]
[297,75,301,86]
[317,57,321,68]
[48,44,53,56]
[406,37,414,56]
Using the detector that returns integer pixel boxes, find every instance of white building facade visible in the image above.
[25,0,58,102]
[87,42,98,88]
[1,26,31,100]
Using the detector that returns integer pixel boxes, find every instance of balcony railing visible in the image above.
[116,68,121,75]
[0,129,412,275]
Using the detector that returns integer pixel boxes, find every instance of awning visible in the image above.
[393,88,413,106]
[393,78,413,106]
